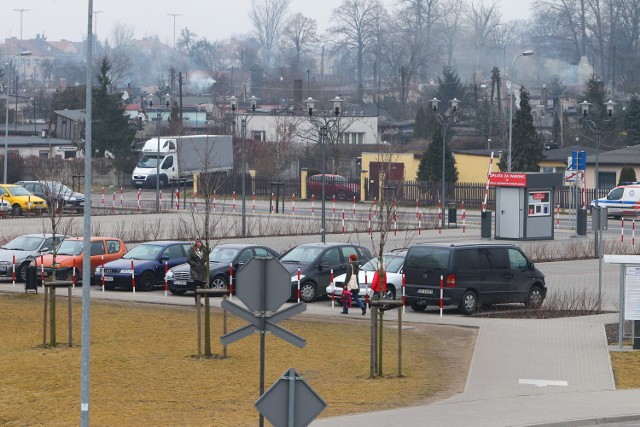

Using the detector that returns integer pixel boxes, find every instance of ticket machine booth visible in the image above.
[491,172,563,240]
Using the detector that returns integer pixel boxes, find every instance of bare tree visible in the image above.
[249,0,291,68]
[282,13,319,74]
[466,0,502,79]
[439,0,466,67]
[329,0,386,103]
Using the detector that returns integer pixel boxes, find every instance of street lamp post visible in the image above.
[229,95,258,237]
[580,99,616,312]
[3,51,32,184]
[305,96,344,243]
[508,50,535,172]
[430,97,460,230]
[167,13,182,50]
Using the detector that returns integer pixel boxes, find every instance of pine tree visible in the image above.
[619,165,637,185]
[501,87,543,172]
[624,96,640,145]
[413,105,429,139]
[417,123,458,183]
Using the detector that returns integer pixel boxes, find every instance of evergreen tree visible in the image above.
[623,96,640,145]
[435,66,462,103]
[619,165,637,185]
[499,87,543,172]
[92,56,136,173]
[413,105,429,139]
[417,123,458,183]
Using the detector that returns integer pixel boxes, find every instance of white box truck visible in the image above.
[131,135,233,188]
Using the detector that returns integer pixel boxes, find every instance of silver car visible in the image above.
[0,234,66,282]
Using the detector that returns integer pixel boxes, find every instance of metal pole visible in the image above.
[259,260,266,427]
[441,116,447,229]
[3,62,9,184]
[321,126,327,243]
[156,113,161,212]
[619,264,625,350]
[508,87,514,172]
[241,117,247,237]
[80,1,94,425]
[596,125,603,312]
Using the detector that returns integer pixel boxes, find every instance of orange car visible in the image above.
[38,237,127,281]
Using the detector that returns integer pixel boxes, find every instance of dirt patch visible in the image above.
[0,293,476,426]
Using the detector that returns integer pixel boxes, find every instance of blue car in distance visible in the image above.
[95,241,191,291]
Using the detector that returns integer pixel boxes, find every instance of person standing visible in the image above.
[344,253,366,315]
[371,264,387,300]
[188,237,207,304]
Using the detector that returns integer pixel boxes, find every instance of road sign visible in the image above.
[255,368,327,427]
[571,150,586,171]
[236,257,291,313]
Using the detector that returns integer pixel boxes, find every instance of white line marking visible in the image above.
[518,379,568,387]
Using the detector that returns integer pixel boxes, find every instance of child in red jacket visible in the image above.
[340,286,352,314]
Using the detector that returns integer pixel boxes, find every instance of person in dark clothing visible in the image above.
[188,237,207,304]
[343,253,366,315]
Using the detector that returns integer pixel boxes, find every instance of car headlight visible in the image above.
[95,267,102,274]
[121,269,134,274]
[165,270,174,280]
[0,261,10,266]
[68,197,77,202]
[291,274,305,282]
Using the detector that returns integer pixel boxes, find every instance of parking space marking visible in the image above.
[518,379,568,387]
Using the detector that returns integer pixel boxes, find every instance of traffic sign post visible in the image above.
[221,257,312,427]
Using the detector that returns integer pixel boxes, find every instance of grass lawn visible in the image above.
[0,293,476,426]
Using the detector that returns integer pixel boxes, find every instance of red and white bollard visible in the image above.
[462,201,466,234]
[232,191,236,213]
[159,190,163,212]
[342,209,346,234]
[556,203,560,228]
[438,200,442,235]
[101,187,105,209]
[252,193,256,214]
[101,255,105,292]
[40,254,45,292]
[416,199,419,220]
[112,192,116,214]
[402,272,406,314]
[330,268,335,308]
[439,275,444,318]
[332,196,336,217]
[292,194,296,215]
[311,194,315,216]
[72,257,77,288]
[0,195,4,218]
[367,212,372,235]
[175,189,180,210]
[621,218,625,243]
[137,188,141,212]
[394,210,397,237]
[164,261,169,297]
[352,196,356,217]
[120,187,124,209]
[228,263,234,300]
[418,212,422,236]
[270,193,275,214]
[297,267,301,303]
[213,191,216,212]
[11,254,16,286]
[131,259,136,293]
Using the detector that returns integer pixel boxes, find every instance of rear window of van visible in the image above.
[405,247,450,269]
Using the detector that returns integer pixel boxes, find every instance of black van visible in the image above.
[404,243,546,315]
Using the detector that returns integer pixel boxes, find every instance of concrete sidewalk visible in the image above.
[313,313,640,427]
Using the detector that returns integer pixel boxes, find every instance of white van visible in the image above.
[591,184,640,217]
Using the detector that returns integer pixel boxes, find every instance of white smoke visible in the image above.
[542,56,593,86]
[188,74,216,95]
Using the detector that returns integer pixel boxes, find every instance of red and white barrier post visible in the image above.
[40,254,45,292]
[342,209,346,234]
[112,192,116,214]
[556,203,560,229]
[330,268,335,308]
[332,196,336,217]
[101,187,105,209]
[213,191,216,212]
[72,257,77,288]
[159,190,163,212]
[164,261,169,297]
[232,191,236,213]
[137,188,141,212]
[101,255,105,292]
[418,212,422,236]
[481,152,495,213]
[367,211,372,235]
[270,193,275,214]
[462,201,466,234]
[131,260,136,293]
[439,275,444,318]
[11,254,16,286]
[352,196,356,218]
[228,263,234,300]
[297,267,301,303]
[402,272,406,314]
[120,187,124,209]
[292,194,296,215]
[252,193,256,214]
[175,189,180,210]
[438,200,442,235]
[311,194,315,216]
[621,218,625,243]
[416,199,419,220]
[394,209,397,237]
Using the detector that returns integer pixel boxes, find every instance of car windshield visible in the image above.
[210,247,240,263]
[123,244,163,260]
[48,182,73,195]
[361,256,404,272]
[8,186,30,196]
[137,155,164,168]
[607,188,624,200]
[2,235,43,251]
[56,240,84,256]
[280,246,323,263]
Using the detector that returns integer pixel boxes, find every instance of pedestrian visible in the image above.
[371,264,387,300]
[340,285,352,314]
[344,253,366,315]
[188,236,207,304]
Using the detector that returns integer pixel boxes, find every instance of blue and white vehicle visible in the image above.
[591,184,640,218]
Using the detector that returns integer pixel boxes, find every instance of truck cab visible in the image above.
[131,138,177,188]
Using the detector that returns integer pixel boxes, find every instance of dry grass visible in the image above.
[611,352,640,389]
[0,293,475,427]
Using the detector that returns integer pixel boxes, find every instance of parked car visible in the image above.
[279,242,372,303]
[0,198,9,213]
[404,243,546,315]
[166,243,279,295]
[0,184,47,215]
[39,237,127,281]
[0,234,67,282]
[17,180,85,213]
[307,174,360,200]
[95,241,191,291]
[327,249,407,300]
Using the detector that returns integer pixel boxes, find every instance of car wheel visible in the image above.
[17,262,29,282]
[140,271,156,292]
[337,191,347,200]
[169,288,187,296]
[159,176,168,188]
[386,286,397,300]
[11,204,22,216]
[410,301,426,312]
[525,285,545,309]
[459,291,478,315]
[210,275,228,289]
[300,281,317,303]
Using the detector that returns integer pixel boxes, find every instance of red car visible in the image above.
[307,174,360,200]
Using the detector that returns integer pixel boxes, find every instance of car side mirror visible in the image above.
[160,255,170,262]
[528,261,535,270]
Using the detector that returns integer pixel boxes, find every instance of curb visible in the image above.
[523,414,640,426]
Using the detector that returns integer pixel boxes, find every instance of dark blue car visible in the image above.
[95,241,192,291]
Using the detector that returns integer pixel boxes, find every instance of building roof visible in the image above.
[2,136,74,147]
[54,109,85,121]
[587,144,640,165]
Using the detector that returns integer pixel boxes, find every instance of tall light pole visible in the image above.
[508,50,535,172]
[431,97,460,230]
[305,96,344,243]
[167,13,182,49]
[580,99,616,312]
[229,95,258,237]
[93,10,103,55]
[14,9,29,97]
[3,51,32,184]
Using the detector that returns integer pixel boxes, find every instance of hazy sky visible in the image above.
[1,0,535,46]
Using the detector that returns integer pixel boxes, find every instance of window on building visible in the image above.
[598,172,616,190]
[39,151,49,159]
[340,132,364,145]
[252,131,265,141]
